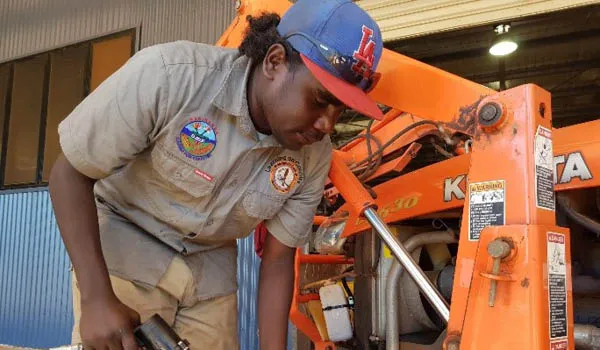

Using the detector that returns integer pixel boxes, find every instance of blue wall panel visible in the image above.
[0,189,73,348]
[0,189,290,349]
[237,233,295,350]
[237,233,261,350]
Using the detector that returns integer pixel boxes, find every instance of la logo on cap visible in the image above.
[352,25,376,79]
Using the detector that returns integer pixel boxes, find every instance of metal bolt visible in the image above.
[487,239,511,258]
[487,239,512,307]
[447,340,461,350]
[478,102,503,126]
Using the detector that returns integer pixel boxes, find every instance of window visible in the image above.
[0,30,135,189]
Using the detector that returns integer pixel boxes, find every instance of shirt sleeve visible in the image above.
[58,45,170,179]
[265,139,333,248]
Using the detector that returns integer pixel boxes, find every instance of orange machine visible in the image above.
[218,1,600,349]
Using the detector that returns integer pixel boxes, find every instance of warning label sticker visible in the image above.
[547,232,568,340]
[535,126,555,211]
[468,180,505,241]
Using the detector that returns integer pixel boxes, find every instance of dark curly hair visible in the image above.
[238,13,302,69]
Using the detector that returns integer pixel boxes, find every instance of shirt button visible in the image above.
[206,218,214,226]
[187,232,198,239]
[228,178,239,188]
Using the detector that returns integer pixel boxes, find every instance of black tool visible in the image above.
[134,314,190,350]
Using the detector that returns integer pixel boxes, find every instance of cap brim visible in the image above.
[300,54,383,120]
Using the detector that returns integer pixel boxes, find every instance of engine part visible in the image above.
[398,330,447,350]
[397,260,439,335]
[372,226,424,341]
[574,324,600,350]
[557,194,600,237]
[573,275,600,296]
[425,242,453,270]
[354,229,380,349]
[320,284,353,342]
[437,265,455,302]
[364,208,451,323]
[574,296,600,328]
[593,245,600,278]
[386,231,457,350]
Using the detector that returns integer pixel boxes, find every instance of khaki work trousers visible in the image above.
[71,255,239,349]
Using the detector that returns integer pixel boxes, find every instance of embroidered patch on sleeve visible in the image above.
[266,156,304,193]
[176,118,218,161]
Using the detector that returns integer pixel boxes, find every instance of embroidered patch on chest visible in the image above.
[176,118,218,161]
[266,156,304,194]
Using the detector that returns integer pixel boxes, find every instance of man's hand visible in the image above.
[49,155,139,348]
[80,294,141,350]
[257,231,295,350]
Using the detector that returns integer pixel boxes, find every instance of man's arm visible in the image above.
[49,155,140,350]
[50,45,169,350]
[258,231,296,349]
[258,139,333,348]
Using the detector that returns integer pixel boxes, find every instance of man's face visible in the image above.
[260,49,346,150]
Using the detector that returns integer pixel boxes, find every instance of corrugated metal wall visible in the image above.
[0,190,288,349]
[237,233,261,350]
[237,233,296,350]
[0,190,73,348]
[0,0,236,63]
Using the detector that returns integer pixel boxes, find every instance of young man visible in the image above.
[49,0,383,349]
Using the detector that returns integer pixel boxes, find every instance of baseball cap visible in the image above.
[277,0,384,120]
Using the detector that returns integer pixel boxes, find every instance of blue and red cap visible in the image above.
[278,0,384,120]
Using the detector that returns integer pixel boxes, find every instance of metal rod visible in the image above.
[574,324,600,350]
[557,194,600,236]
[363,207,451,322]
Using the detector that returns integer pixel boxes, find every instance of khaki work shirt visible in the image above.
[58,41,332,300]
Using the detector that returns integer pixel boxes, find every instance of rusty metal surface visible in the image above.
[441,96,485,137]
[0,0,235,63]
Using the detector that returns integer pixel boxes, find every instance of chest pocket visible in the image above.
[144,146,216,227]
[151,146,215,198]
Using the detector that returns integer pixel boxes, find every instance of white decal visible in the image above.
[535,126,555,211]
[554,152,592,184]
[468,180,505,241]
[547,232,568,341]
[444,175,466,202]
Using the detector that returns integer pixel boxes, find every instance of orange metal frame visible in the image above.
[290,251,354,350]
[216,1,597,349]
[338,118,600,238]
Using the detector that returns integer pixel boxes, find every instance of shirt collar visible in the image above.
[210,53,283,148]
[210,54,256,136]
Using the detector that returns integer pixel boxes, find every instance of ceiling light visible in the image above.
[489,40,518,56]
[489,24,518,57]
